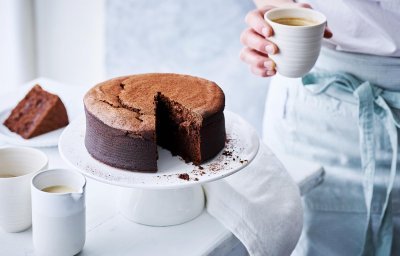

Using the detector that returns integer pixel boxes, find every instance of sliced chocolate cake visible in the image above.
[3,85,69,139]
[84,73,226,172]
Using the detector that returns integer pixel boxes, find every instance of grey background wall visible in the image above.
[106,0,270,134]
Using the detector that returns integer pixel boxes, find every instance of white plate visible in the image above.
[59,111,260,189]
[0,108,66,148]
[0,78,88,147]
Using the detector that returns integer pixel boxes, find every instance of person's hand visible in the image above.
[239,3,333,77]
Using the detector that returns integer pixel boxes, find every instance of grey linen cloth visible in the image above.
[204,143,303,256]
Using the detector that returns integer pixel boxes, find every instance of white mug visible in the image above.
[264,7,327,78]
[0,147,48,233]
[31,169,86,256]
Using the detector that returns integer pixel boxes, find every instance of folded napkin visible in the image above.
[203,142,303,256]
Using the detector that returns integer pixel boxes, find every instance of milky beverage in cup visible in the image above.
[0,174,16,178]
[0,147,48,233]
[42,185,77,193]
[272,17,317,26]
[264,8,327,78]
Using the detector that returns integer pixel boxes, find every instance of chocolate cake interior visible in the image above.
[155,93,202,164]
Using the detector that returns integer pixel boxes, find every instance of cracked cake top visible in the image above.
[83,73,225,137]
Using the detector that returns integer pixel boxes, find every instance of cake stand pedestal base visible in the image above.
[118,185,205,226]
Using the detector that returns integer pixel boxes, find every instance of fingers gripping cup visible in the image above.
[265,8,327,78]
[0,147,48,233]
[31,169,86,256]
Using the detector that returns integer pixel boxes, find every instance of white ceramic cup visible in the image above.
[0,147,48,233]
[264,7,327,78]
[31,169,86,256]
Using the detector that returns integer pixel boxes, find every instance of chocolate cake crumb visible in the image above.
[198,165,204,170]
[194,178,199,181]
[222,150,233,157]
[178,173,190,181]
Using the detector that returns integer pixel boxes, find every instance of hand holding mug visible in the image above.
[240,3,332,78]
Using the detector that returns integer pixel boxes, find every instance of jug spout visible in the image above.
[71,190,83,201]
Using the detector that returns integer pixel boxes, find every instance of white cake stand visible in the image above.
[59,111,259,226]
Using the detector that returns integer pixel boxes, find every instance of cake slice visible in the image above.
[3,85,69,139]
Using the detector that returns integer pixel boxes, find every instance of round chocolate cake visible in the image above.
[83,73,226,172]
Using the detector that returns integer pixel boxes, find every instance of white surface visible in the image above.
[118,185,205,226]
[0,139,242,256]
[59,111,259,189]
[265,8,326,78]
[32,169,86,256]
[0,0,36,88]
[34,0,105,86]
[0,147,48,233]
[0,78,89,147]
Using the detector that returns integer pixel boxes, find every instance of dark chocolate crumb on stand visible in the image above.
[222,150,233,157]
[178,173,190,181]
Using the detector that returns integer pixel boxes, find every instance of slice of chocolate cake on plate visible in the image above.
[3,85,69,139]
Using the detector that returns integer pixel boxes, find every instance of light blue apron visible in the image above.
[303,72,400,255]
[263,47,400,255]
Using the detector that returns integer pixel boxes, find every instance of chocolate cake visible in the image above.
[4,85,69,139]
[84,73,226,172]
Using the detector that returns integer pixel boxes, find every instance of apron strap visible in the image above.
[302,72,400,255]
[353,82,379,256]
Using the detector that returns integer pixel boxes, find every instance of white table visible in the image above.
[0,78,323,256]
[0,144,249,256]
